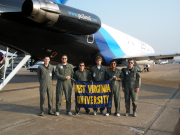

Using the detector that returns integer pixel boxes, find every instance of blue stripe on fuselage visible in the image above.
[94,31,115,64]
[49,0,68,4]
[94,27,126,64]
[57,0,61,4]
[49,0,61,3]
[99,27,125,57]
[60,0,68,4]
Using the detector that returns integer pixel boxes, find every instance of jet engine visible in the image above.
[22,0,101,35]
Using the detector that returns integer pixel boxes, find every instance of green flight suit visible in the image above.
[74,69,91,113]
[122,67,141,113]
[55,63,74,113]
[0,52,4,78]
[91,65,107,112]
[0,62,4,78]
[37,64,55,113]
[106,68,124,114]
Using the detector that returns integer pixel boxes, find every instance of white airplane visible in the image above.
[0,0,180,90]
[0,0,179,68]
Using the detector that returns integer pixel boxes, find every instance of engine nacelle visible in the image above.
[22,0,101,35]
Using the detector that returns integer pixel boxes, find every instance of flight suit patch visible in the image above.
[49,72,52,76]
[93,72,96,77]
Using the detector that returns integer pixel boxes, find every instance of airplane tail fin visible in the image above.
[48,0,69,4]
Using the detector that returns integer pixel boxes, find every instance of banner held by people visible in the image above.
[74,80,112,108]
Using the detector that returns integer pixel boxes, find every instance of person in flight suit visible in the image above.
[122,59,141,117]
[74,61,91,115]
[0,51,5,80]
[106,60,124,117]
[37,56,55,116]
[55,55,74,116]
[91,56,107,116]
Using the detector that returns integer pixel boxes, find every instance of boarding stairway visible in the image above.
[0,47,31,91]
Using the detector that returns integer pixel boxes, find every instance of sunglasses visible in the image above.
[79,65,85,67]
[96,59,101,61]
[62,58,67,59]
[128,62,134,64]
[111,63,116,65]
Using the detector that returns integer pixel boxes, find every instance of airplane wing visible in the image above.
[114,52,180,61]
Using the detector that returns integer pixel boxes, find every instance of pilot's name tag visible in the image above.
[60,66,63,68]
[49,72,52,76]
[126,71,128,75]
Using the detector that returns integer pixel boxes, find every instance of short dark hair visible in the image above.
[79,61,85,65]
[61,54,68,58]
[95,56,102,61]
[110,59,117,64]
[128,59,134,63]
[44,56,50,59]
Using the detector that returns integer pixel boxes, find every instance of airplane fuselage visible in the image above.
[0,0,155,67]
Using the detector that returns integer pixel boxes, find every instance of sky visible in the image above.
[67,0,180,55]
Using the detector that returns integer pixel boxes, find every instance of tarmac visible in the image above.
[0,63,180,135]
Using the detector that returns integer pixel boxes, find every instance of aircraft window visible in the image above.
[141,43,147,50]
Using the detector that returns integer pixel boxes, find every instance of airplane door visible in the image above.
[87,35,94,44]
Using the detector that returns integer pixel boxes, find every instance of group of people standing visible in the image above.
[37,55,141,117]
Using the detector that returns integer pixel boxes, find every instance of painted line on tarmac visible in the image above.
[143,88,180,134]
